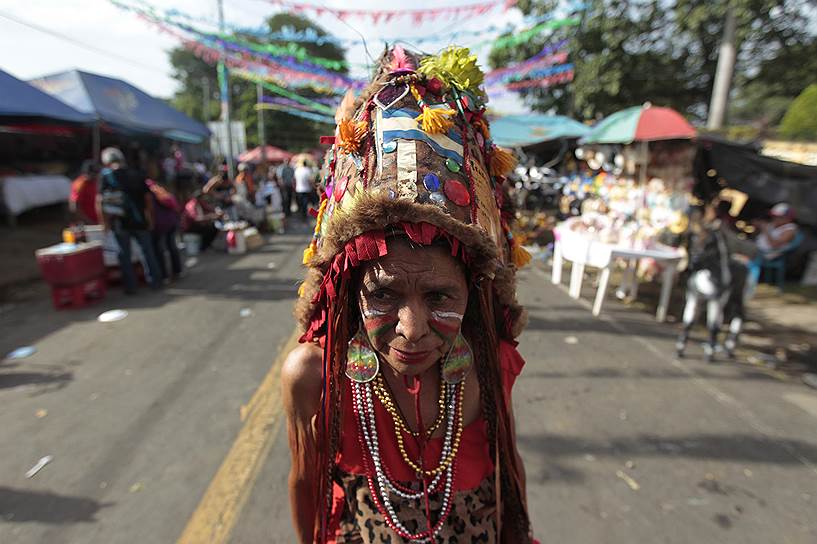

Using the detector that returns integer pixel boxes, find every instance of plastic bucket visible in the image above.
[182,233,202,256]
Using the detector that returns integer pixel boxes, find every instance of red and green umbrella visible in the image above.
[580,103,697,144]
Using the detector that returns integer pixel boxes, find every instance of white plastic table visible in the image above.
[552,227,682,322]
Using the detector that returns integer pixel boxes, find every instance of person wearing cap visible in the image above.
[97,147,162,293]
[281,46,535,543]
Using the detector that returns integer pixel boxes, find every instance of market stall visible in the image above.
[550,104,696,317]
[0,69,93,224]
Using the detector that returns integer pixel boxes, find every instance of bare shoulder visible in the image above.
[281,342,324,415]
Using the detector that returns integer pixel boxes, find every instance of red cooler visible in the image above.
[36,242,107,309]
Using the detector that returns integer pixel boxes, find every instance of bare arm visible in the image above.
[766,226,796,249]
[281,342,324,544]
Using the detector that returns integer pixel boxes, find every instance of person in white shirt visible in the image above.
[755,203,799,260]
[294,161,316,220]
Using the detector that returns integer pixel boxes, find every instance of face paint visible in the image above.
[361,307,389,318]
[430,311,463,322]
[362,313,398,345]
[429,316,461,343]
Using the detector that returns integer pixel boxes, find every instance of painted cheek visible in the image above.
[362,314,398,346]
[429,318,460,342]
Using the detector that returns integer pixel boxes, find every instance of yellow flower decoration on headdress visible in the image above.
[418,47,485,98]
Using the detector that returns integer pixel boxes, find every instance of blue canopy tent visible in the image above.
[489,114,590,148]
[0,69,93,125]
[29,70,209,144]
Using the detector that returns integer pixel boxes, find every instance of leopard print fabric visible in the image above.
[332,471,497,543]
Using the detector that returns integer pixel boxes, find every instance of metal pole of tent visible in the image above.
[216,0,235,180]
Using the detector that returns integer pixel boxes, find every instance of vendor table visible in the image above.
[1,175,71,225]
[552,225,683,322]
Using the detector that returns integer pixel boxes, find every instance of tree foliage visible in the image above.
[779,84,817,141]
[169,13,344,152]
[489,0,816,125]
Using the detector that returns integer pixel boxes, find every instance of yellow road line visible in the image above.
[177,327,301,544]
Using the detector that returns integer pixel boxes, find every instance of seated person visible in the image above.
[181,191,222,251]
[754,202,799,260]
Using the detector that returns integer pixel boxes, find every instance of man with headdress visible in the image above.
[282,46,534,543]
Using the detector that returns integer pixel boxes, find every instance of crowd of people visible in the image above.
[67,146,320,295]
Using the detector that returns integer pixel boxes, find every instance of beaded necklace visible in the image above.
[351,372,465,541]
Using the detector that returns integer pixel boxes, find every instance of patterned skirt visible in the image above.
[332,471,497,543]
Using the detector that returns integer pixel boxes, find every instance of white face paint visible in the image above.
[431,311,464,322]
[361,307,389,319]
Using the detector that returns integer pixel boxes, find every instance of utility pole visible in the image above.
[256,82,265,148]
[216,0,235,179]
[707,4,737,130]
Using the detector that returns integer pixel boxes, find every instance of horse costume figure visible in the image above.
[676,215,748,362]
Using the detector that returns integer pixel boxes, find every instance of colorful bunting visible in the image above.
[264,0,516,24]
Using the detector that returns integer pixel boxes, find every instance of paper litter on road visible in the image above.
[267,262,277,269]
[240,308,253,317]
[616,470,640,491]
[25,456,52,478]
[98,309,128,323]
[564,336,578,345]
[35,409,48,419]
[6,346,36,360]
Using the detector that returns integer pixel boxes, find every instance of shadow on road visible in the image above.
[0,370,72,392]
[0,486,113,523]
[526,366,777,383]
[518,432,817,468]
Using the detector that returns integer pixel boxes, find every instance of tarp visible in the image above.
[695,136,817,227]
[489,114,590,148]
[0,69,93,124]
[29,70,209,143]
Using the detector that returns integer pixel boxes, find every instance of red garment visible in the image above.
[328,340,525,540]
[70,174,99,223]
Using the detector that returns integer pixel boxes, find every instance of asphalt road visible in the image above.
[2,236,817,544]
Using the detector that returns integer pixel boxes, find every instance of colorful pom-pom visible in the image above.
[337,119,367,155]
[418,47,485,98]
[415,106,457,134]
[489,146,517,177]
[511,241,532,268]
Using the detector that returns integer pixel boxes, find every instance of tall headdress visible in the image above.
[296,45,531,541]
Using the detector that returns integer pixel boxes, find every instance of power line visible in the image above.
[0,9,167,74]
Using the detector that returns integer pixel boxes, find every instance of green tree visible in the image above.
[489,0,816,123]
[169,13,345,152]
[779,84,817,141]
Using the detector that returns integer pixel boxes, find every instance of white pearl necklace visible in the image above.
[352,378,462,542]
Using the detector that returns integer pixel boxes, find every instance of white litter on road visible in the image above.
[564,336,578,345]
[239,308,253,318]
[616,469,641,491]
[98,309,128,323]
[6,346,36,360]
[25,456,53,479]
